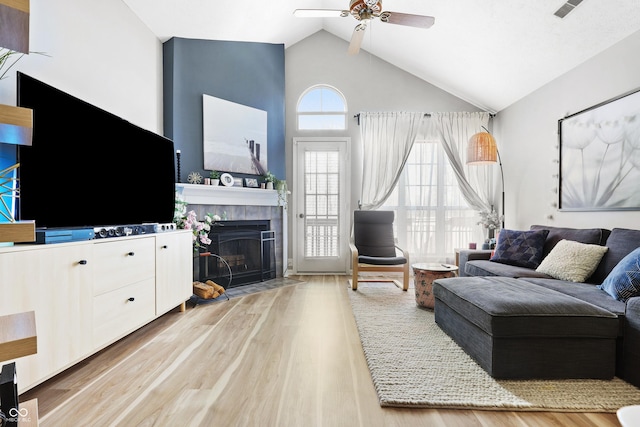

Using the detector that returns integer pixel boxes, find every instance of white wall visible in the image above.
[0,0,163,133]
[496,29,640,231]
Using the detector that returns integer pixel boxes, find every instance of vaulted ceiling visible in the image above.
[122,0,640,112]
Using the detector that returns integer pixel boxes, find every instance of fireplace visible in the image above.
[197,220,276,288]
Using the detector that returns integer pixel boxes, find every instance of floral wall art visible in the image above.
[559,88,640,210]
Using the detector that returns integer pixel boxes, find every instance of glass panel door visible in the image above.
[293,137,350,273]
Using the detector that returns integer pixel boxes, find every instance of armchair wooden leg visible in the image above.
[402,263,410,291]
[352,265,358,290]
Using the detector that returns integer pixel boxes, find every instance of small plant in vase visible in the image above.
[263,171,289,208]
[263,171,276,189]
[209,170,220,186]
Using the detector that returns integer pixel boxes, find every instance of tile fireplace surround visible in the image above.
[176,183,287,278]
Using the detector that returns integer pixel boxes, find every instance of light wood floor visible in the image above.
[21,275,621,427]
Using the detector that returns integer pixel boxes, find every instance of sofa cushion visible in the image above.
[535,240,609,282]
[597,247,640,302]
[490,228,549,269]
[591,228,640,284]
[465,259,552,278]
[530,225,609,258]
[520,278,626,318]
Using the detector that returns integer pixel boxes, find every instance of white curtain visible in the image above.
[359,112,425,210]
[426,112,496,216]
[381,111,498,262]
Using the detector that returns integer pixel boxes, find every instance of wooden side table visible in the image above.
[412,263,458,310]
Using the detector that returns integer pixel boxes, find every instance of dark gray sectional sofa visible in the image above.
[433,225,640,386]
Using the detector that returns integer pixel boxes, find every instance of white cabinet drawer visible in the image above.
[93,238,155,296]
[92,278,155,348]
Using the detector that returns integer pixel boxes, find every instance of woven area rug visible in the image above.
[348,283,640,411]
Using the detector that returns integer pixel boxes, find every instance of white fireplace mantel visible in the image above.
[176,183,280,206]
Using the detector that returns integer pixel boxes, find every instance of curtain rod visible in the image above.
[353,112,495,125]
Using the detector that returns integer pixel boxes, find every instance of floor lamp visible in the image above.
[467,128,505,229]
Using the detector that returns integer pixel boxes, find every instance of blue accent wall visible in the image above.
[163,37,286,183]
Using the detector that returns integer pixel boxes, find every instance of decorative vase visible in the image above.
[488,228,495,240]
[211,179,219,186]
[266,182,274,190]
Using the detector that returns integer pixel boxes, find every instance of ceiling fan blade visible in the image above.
[348,23,367,55]
[293,9,349,18]
[379,11,435,28]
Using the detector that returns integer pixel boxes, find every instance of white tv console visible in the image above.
[0,230,193,393]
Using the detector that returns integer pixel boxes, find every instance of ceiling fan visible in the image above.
[294,0,435,55]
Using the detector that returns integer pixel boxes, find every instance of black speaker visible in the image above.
[0,363,18,427]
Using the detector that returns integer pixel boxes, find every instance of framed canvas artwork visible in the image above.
[559,88,640,211]
[202,94,268,176]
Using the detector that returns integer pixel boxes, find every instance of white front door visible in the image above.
[293,137,350,273]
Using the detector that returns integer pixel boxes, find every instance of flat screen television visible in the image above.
[16,72,176,229]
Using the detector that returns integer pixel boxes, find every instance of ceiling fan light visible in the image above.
[467,132,497,164]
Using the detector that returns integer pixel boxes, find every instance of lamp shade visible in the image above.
[467,131,497,164]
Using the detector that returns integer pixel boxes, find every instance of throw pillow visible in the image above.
[490,228,549,269]
[597,247,640,302]
[535,239,608,282]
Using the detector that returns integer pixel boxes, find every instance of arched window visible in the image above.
[297,85,347,130]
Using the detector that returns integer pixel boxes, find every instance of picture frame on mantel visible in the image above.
[558,87,640,211]
[244,177,259,188]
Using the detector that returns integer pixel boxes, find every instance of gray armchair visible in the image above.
[349,210,409,291]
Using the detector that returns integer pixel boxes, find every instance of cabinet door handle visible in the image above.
[127,252,135,256]
[161,245,168,249]
[78,259,88,265]
[128,297,135,302]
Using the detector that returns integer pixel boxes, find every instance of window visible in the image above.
[304,150,340,257]
[382,139,477,264]
[297,85,347,130]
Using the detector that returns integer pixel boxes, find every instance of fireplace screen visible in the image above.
[196,220,275,288]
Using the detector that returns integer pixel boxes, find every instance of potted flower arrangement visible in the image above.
[477,207,503,248]
[174,194,220,252]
